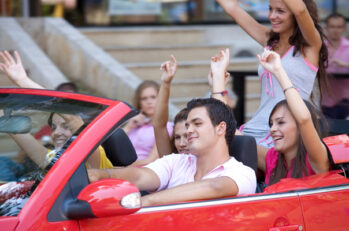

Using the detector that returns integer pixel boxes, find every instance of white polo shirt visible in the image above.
[145,154,256,195]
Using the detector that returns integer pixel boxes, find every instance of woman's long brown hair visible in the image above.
[268,100,328,185]
[267,0,329,102]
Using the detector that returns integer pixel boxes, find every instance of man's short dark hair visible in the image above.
[325,12,346,25]
[186,98,236,148]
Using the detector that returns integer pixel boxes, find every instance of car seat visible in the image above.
[229,135,258,172]
[327,118,349,135]
[229,135,260,192]
[229,136,257,172]
[102,128,137,166]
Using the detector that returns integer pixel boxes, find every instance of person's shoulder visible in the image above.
[224,157,252,171]
[223,157,256,188]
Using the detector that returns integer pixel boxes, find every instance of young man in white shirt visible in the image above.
[88,97,256,207]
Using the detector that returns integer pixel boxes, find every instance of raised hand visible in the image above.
[210,48,230,81]
[0,51,28,83]
[210,48,231,103]
[216,0,239,13]
[160,55,177,84]
[257,49,283,76]
[123,113,150,134]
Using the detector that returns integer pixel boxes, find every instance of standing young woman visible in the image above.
[216,0,328,146]
[123,80,173,166]
[257,49,329,185]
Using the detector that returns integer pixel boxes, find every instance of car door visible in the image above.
[79,190,305,231]
[299,135,349,230]
[300,185,349,230]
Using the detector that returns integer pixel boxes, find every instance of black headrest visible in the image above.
[229,135,258,172]
[102,128,137,166]
[327,119,349,135]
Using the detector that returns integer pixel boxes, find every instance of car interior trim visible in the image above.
[137,192,299,214]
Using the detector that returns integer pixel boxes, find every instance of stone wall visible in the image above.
[16,18,181,116]
[0,18,68,89]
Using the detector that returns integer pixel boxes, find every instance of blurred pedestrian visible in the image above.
[321,13,349,119]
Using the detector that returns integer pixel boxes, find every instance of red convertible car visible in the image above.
[0,88,348,231]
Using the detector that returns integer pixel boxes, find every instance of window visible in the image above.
[0,93,106,216]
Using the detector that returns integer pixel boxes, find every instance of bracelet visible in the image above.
[211,90,228,97]
[283,86,296,94]
[103,169,112,178]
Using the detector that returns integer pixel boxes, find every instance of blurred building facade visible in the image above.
[0,0,348,26]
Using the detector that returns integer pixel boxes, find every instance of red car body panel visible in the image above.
[0,217,19,230]
[80,195,305,231]
[1,88,118,106]
[79,171,349,231]
[263,170,349,194]
[300,189,349,230]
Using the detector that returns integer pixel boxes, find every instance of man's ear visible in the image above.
[216,121,226,136]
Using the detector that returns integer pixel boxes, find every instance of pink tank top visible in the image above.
[264,147,316,185]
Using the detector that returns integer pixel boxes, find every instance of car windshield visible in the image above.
[0,93,107,216]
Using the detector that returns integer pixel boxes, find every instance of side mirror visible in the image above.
[0,115,31,134]
[65,179,141,219]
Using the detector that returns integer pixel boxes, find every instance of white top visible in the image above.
[145,154,256,195]
[242,46,318,146]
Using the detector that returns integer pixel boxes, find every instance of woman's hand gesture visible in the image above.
[210,48,230,77]
[257,49,283,77]
[0,51,28,83]
[123,113,150,134]
[210,48,231,104]
[160,55,177,84]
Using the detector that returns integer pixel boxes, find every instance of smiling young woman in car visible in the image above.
[257,49,330,185]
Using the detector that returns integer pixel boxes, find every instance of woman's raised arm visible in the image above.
[258,49,329,173]
[210,48,231,104]
[216,0,270,46]
[0,51,44,89]
[282,0,322,62]
[9,133,48,168]
[153,55,177,157]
